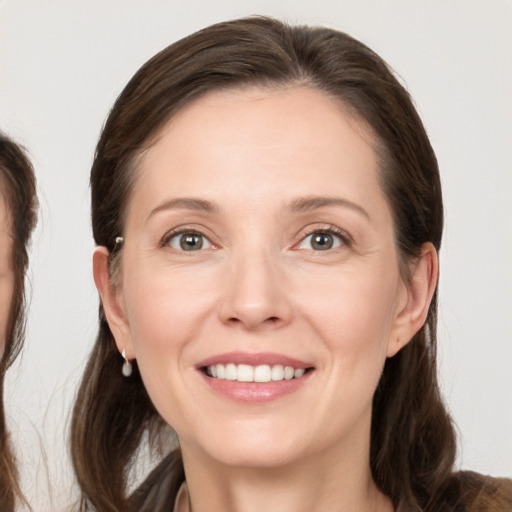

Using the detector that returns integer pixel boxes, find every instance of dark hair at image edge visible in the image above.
[71,16,459,511]
[0,133,38,510]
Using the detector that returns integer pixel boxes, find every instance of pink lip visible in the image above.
[196,352,314,404]
[196,351,312,369]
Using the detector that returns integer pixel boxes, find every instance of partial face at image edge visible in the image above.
[0,191,14,359]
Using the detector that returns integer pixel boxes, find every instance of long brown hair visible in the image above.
[71,17,458,511]
[0,133,38,510]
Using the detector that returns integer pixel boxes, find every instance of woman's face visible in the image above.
[0,191,13,357]
[100,86,433,469]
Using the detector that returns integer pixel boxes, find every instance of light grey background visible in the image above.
[1,0,511,509]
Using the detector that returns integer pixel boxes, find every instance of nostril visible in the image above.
[225,315,281,327]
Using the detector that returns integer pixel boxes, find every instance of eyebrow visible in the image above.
[147,197,220,221]
[288,196,370,219]
[146,195,370,222]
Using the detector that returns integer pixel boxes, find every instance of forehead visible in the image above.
[158,84,377,149]
[134,85,382,199]
[121,85,398,243]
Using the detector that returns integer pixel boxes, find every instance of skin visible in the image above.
[0,192,13,358]
[95,86,438,512]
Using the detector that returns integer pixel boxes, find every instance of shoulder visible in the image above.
[455,471,512,512]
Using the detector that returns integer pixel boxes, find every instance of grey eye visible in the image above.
[299,232,342,251]
[169,233,212,251]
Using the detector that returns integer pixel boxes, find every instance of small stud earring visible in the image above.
[122,348,132,377]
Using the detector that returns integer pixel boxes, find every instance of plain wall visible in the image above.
[1,0,511,509]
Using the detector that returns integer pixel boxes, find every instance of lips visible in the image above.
[197,351,312,369]
[196,352,314,403]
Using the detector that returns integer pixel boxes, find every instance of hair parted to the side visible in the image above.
[0,132,38,510]
[71,16,458,512]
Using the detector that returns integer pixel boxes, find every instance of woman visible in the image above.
[0,133,38,509]
[70,17,512,512]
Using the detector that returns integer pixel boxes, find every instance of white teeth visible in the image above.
[216,364,225,379]
[225,363,237,381]
[254,365,271,383]
[271,364,284,381]
[237,364,254,382]
[206,363,308,382]
[284,366,294,380]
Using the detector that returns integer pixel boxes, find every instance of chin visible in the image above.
[182,424,309,469]
[209,442,302,469]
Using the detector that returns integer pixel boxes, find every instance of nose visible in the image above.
[218,248,292,331]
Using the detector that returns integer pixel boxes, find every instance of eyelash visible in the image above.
[296,225,353,251]
[160,224,352,252]
[160,228,215,252]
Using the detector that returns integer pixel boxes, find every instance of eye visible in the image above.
[167,232,213,251]
[297,230,345,251]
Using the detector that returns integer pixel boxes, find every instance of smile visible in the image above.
[205,364,307,382]
[197,352,314,402]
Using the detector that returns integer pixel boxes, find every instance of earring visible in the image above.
[122,348,132,377]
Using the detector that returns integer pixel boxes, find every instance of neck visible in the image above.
[180,429,393,512]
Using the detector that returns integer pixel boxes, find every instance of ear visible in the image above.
[387,242,439,357]
[93,246,135,359]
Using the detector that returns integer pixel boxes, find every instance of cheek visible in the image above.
[120,266,218,429]
[300,272,398,414]
[122,262,218,364]
[295,264,400,351]
[291,264,401,413]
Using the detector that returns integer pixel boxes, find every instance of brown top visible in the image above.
[131,454,512,512]
[172,472,512,512]
[457,471,512,512]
